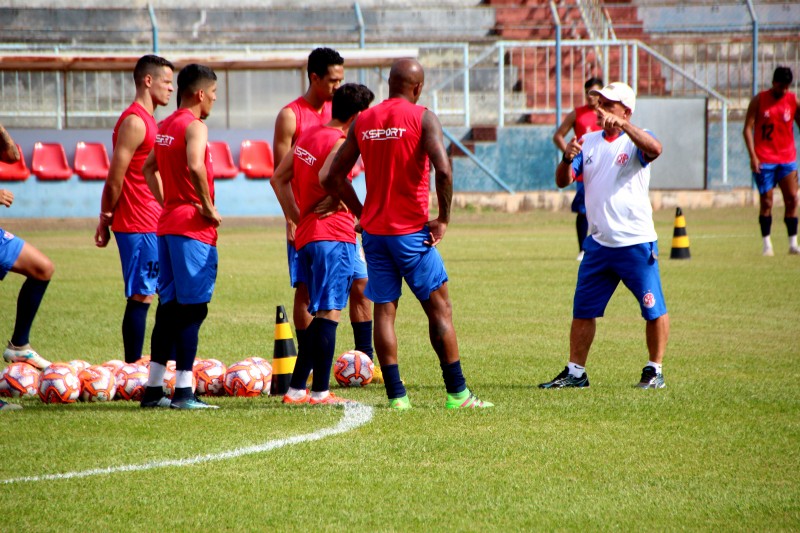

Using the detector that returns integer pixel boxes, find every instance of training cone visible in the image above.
[670,207,691,259]
[270,305,297,396]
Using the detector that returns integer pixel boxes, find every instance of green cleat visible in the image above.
[0,399,22,411]
[445,389,494,409]
[170,395,219,410]
[388,395,411,410]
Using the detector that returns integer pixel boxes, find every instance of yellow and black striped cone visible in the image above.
[270,305,297,396]
[670,207,691,259]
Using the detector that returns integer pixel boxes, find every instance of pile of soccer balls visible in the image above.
[0,350,374,405]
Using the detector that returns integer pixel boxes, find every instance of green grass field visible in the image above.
[0,207,798,531]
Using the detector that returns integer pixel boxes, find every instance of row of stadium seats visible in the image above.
[0,140,276,181]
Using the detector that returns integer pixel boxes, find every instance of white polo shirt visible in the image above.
[572,130,658,248]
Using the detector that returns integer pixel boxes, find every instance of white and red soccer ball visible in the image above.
[334,350,374,387]
[79,365,117,402]
[224,360,265,397]
[114,363,149,401]
[245,357,272,394]
[194,358,227,396]
[0,362,41,398]
[38,363,81,404]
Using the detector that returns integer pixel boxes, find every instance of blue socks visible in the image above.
[785,217,798,237]
[122,299,150,363]
[576,213,588,251]
[11,278,49,347]
[440,360,467,394]
[381,363,406,399]
[150,301,178,366]
[289,326,313,391]
[310,318,338,393]
[759,215,772,237]
[351,320,374,360]
[175,303,208,372]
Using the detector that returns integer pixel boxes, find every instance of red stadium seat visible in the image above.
[208,141,239,179]
[74,142,109,180]
[0,145,30,181]
[32,142,72,180]
[239,140,274,179]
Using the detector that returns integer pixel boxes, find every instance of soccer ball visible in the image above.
[79,366,117,402]
[224,360,265,397]
[38,363,81,404]
[246,357,272,394]
[101,359,126,374]
[194,358,227,396]
[334,350,374,387]
[0,362,41,398]
[135,355,151,367]
[68,359,91,373]
[115,363,149,401]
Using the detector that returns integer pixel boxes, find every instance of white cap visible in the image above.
[589,82,636,114]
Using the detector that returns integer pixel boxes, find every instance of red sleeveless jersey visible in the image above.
[153,108,217,246]
[354,98,430,236]
[754,90,797,164]
[293,125,356,250]
[574,104,600,139]
[111,102,161,233]
[284,96,332,145]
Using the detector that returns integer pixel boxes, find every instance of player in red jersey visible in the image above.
[553,77,603,261]
[744,66,800,256]
[272,47,377,381]
[140,64,221,409]
[323,59,493,410]
[95,55,175,363]
[272,83,375,405]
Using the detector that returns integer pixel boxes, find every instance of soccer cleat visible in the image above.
[0,399,22,411]
[445,389,494,409]
[170,395,219,409]
[140,396,172,408]
[388,395,411,410]
[309,392,353,405]
[538,366,590,389]
[576,250,585,262]
[637,365,666,389]
[763,244,774,257]
[371,364,384,385]
[3,342,51,370]
[789,246,800,255]
[282,390,311,405]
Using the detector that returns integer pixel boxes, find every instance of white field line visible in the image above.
[1,402,373,485]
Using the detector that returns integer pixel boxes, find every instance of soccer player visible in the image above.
[272,83,375,405]
[1,126,55,411]
[323,59,493,410]
[95,54,175,363]
[540,82,669,389]
[553,77,603,261]
[273,48,378,380]
[743,66,800,256]
[140,64,222,409]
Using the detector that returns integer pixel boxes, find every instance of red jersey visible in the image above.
[284,96,332,145]
[111,102,161,233]
[154,108,217,246]
[574,104,600,139]
[355,98,430,236]
[754,90,798,164]
[293,125,356,250]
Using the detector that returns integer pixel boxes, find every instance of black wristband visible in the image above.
[561,153,573,165]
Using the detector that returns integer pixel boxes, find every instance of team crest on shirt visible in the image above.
[294,145,316,166]
[784,109,792,122]
[615,153,630,166]
[642,292,656,309]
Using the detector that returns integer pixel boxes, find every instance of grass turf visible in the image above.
[0,206,798,531]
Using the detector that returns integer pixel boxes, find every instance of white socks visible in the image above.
[285,387,307,400]
[790,235,798,248]
[646,361,663,373]
[147,362,167,387]
[175,370,193,389]
[567,362,586,377]
[310,390,330,401]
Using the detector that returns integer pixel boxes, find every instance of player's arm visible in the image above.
[141,151,163,206]
[0,188,13,208]
[552,110,577,152]
[556,137,582,188]
[743,96,760,173]
[186,120,221,226]
[273,107,297,168]
[270,145,300,226]
[322,122,363,218]
[316,138,350,220]
[0,124,20,164]
[421,110,452,246]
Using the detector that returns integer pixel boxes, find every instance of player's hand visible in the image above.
[0,188,13,207]
[194,203,222,227]
[563,137,584,162]
[354,222,363,234]
[749,157,761,174]
[94,222,111,248]
[313,195,344,219]
[285,220,297,243]
[99,211,114,226]
[425,219,448,247]
[596,106,625,130]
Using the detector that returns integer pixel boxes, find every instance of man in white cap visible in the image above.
[540,82,670,389]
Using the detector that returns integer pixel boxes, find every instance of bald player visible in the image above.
[322,59,493,410]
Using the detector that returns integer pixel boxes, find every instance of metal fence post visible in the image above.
[746,0,758,96]
[148,3,159,54]
[498,42,505,128]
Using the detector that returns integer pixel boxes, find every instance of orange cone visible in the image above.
[270,305,297,395]
[670,207,691,259]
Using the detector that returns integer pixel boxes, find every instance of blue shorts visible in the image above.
[114,232,158,298]
[353,240,368,280]
[287,240,305,288]
[571,181,586,214]
[753,162,798,195]
[0,228,24,281]
[362,227,449,303]
[573,237,667,321]
[297,241,356,314]
[157,235,218,305]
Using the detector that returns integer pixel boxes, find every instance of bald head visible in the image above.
[388,58,425,102]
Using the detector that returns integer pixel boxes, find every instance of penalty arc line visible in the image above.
[1,402,374,485]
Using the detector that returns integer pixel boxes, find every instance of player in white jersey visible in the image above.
[539,82,669,390]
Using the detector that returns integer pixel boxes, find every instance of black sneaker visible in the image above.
[538,366,589,389]
[637,365,665,389]
[140,386,171,408]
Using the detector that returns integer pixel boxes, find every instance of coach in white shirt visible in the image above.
[540,82,669,390]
